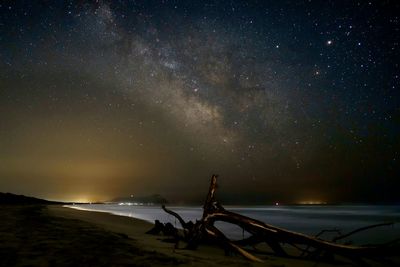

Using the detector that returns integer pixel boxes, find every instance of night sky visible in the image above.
[1,1,399,204]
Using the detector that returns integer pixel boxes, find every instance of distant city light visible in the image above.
[299,201,327,205]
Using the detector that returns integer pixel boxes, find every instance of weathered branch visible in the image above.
[162,204,188,229]
[332,222,394,243]
[202,174,219,217]
[205,225,264,262]
[203,209,385,258]
[156,175,398,265]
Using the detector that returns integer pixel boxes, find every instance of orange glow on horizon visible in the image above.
[298,201,327,205]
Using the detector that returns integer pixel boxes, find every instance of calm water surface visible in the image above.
[67,204,400,244]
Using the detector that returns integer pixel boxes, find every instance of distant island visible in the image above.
[0,192,62,205]
[109,194,168,206]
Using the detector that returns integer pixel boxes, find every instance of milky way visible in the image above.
[0,1,399,203]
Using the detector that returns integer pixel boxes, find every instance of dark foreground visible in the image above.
[1,205,398,267]
[0,205,182,267]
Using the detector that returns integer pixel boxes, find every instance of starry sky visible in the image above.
[1,1,399,203]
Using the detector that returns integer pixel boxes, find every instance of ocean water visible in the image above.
[66,204,400,244]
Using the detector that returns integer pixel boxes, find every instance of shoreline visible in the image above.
[1,204,397,266]
[63,203,400,243]
[48,205,383,267]
[63,204,154,222]
[50,205,263,266]
[50,205,333,266]
[51,205,400,266]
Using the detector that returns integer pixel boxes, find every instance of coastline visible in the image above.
[49,205,336,266]
[52,205,400,266]
[63,203,400,243]
[51,205,257,266]
[1,204,397,266]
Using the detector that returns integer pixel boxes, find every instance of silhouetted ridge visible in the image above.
[0,192,62,204]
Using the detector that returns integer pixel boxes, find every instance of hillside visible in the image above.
[0,192,62,205]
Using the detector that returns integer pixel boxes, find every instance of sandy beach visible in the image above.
[1,204,398,266]
[2,0,399,265]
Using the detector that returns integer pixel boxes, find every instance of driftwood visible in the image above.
[150,175,399,265]
[146,220,178,237]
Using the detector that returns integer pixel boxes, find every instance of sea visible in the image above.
[66,204,400,244]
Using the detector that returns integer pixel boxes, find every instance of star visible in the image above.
[0,0,398,204]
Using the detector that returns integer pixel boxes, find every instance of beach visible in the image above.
[66,204,400,243]
[0,205,181,267]
[47,205,313,267]
[1,204,398,266]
